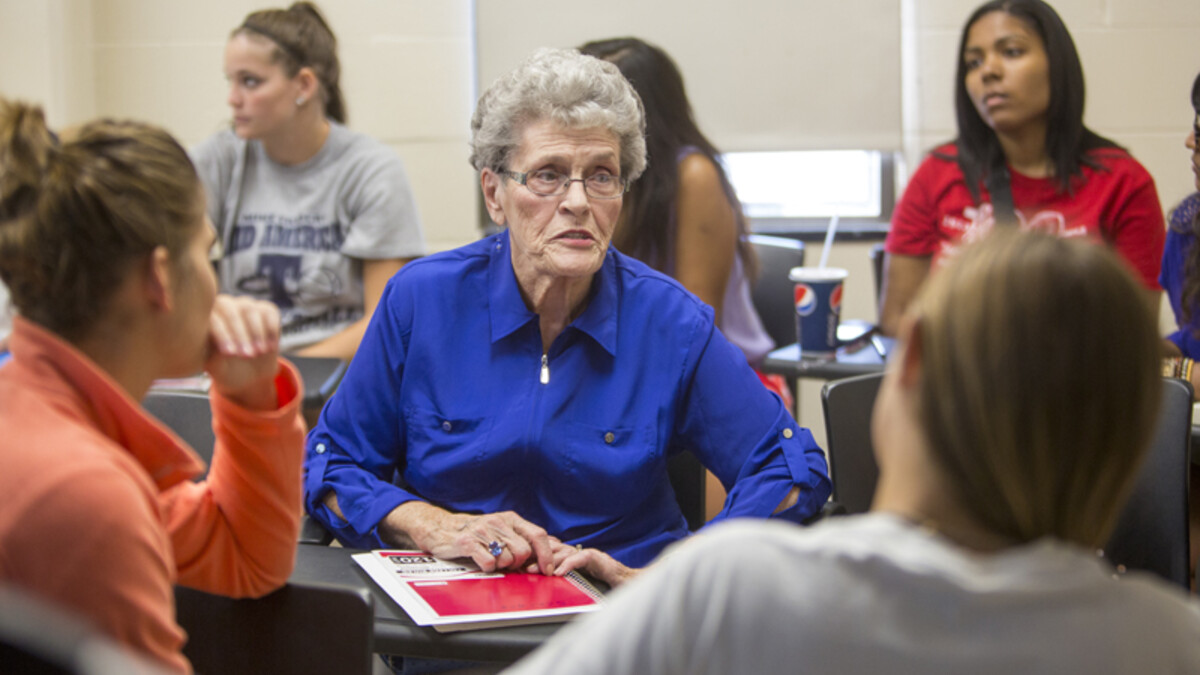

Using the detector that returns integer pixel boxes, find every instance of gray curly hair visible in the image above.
[470,48,647,182]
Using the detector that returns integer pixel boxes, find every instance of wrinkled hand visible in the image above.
[205,295,281,410]
[391,504,557,575]
[527,538,640,588]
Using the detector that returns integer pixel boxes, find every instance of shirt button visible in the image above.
[604,432,615,444]
[782,428,794,439]
[315,443,326,454]
[442,421,453,432]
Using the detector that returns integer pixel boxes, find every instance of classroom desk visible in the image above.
[289,544,564,663]
[759,320,891,382]
[760,340,888,381]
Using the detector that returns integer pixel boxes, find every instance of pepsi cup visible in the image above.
[788,267,848,354]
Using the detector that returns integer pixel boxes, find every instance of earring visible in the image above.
[295,96,306,107]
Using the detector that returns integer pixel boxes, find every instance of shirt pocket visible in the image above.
[403,406,495,503]
[540,421,660,514]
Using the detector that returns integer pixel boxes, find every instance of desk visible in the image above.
[289,544,562,663]
[761,341,887,381]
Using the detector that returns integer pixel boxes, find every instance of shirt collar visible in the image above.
[7,317,205,489]
[487,230,619,356]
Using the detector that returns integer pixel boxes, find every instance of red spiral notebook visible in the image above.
[352,550,605,632]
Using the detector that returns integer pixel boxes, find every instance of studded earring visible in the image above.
[295,96,306,107]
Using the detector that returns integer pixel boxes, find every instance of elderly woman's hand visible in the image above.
[380,501,558,574]
[527,538,640,588]
[206,294,282,411]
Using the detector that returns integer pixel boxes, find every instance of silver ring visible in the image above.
[488,540,504,557]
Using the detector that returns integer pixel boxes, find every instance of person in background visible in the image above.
[576,38,787,403]
[0,100,305,674]
[192,1,425,361]
[1156,70,1200,583]
[879,0,1164,336]
[1160,71,1200,385]
[304,48,830,591]
[505,228,1200,675]
[579,38,791,520]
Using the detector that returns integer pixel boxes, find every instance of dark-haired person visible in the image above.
[1157,71,1200,584]
[879,0,1165,336]
[1160,72,1200,386]
[0,99,305,674]
[506,229,1200,675]
[577,38,788,406]
[192,2,424,360]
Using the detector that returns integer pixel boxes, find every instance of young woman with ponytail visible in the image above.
[0,99,305,674]
[192,2,425,360]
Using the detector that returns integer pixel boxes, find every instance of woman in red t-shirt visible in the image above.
[879,0,1164,336]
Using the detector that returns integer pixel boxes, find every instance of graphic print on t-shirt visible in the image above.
[937,202,1093,265]
[225,212,363,343]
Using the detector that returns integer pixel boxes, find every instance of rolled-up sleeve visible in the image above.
[303,279,422,549]
[675,315,831,525]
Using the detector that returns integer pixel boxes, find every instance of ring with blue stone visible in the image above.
[488,540,504,557]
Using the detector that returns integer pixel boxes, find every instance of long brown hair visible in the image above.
[0,99,200,341]
[911,229,1161,548]
[578,38,755,279]
[235,2,346,124]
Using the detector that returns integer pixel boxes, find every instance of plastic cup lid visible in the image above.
[788,266,849,282]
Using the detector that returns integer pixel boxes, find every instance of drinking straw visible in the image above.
[817,214,839,269]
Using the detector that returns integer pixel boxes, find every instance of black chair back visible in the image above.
[668,451,706,531]
[821,374,1192,588]
[869,243,885,315]
[821,372,883,515]
[143,391,216,475]
[176,582,374,675]
[747,234,806,349]
[1104,377,1192,588]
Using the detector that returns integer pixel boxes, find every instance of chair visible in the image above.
[143,391,216,478]
[869,242,886,315]
[175,582,374,675]
[821,374,1193,588]
[668,451,706,531]
[747,234,806,350]
[0,585,170,674]
[1103,377,1192,588]
[143,390,334,546]
[820,372,884,516]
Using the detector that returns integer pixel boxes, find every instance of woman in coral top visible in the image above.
[879,0,1164,336]
[0,99,306,674]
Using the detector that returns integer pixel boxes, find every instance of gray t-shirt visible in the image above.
[505,514,1200,675]
[191,123,425,351]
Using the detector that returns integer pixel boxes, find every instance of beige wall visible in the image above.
[0,0,476,253]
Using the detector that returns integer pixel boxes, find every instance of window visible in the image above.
[722,150,895,234]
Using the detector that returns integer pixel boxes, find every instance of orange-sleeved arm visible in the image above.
[161,359,306,597]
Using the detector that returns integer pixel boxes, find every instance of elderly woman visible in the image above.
[506,229,1200,675]
[304,48,831,586]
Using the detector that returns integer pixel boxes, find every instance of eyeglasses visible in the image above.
[502,169,627,200]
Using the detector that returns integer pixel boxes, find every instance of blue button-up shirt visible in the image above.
[1161,193,1200,358]
[305,231,831,567]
